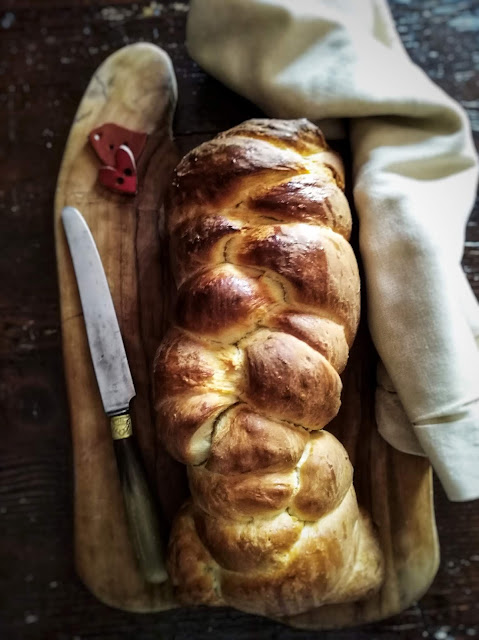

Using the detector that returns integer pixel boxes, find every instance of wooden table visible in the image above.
[1,1,478,638]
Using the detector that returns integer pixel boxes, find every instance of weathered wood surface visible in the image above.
[0,1,478,639]
[54,42,186,612]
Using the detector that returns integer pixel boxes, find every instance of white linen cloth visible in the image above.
[186,0,479,501]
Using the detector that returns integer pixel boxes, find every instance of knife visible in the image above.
[61,205,167,584]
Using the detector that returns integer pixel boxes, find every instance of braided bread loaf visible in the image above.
[154,119,384,617]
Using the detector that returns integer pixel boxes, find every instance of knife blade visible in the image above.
[62,205,167,584]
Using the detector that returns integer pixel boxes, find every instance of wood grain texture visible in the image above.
[54,42,186,611]
[0,1,478,639]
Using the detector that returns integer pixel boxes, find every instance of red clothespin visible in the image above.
[88,123,148,195]
[98,145,137,195]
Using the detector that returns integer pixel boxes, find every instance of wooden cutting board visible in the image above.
[54,43,440,628]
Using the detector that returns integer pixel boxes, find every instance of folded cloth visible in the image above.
[186,0,479,501]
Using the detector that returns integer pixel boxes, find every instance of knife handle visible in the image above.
[111,414,168,584]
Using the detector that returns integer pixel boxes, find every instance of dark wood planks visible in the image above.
[0,0,478,638]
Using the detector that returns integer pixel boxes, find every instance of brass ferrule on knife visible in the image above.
[110,413,133,440]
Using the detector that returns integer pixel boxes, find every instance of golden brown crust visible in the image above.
[248,174,351,237]
[189,465,296,520]
[176,264,275,343]
[206,405,308,475]
[167,502,221,607]
[170,215,241,286]
[289,431,353,521]
[154,118,384,617]
[153,328,244,400]
[169,491,384,618]
[156,394,235,465]
[216,118,328,154]
[269,312,349,373]
[243,331,342,429]
[167,136,301,218]
[194,510,304,573]
[229,223,359,342]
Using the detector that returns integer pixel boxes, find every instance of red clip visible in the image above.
[89,123,147,166]
[98,145,137,195]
